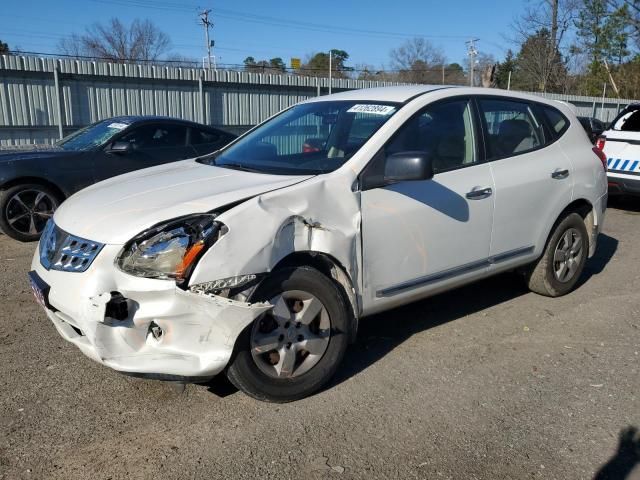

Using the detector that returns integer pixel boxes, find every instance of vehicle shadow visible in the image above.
[576,233,618,288]
[207,233,619,398]
[331,271,529,388]
[608,196,640,213]
[593,426,640,480]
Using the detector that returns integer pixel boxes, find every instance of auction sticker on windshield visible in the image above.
[107,122,128,130]
[347,104,396,115]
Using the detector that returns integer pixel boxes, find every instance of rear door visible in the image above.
[94,122,195,181]
[478,97,574,268]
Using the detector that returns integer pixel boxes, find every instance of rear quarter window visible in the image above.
[542,106,569,138]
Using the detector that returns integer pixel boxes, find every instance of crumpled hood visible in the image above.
[54,159,312,244]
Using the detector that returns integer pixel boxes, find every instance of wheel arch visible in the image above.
[272,251,360,342]
[544,198,597,258]
[1,176,67,201]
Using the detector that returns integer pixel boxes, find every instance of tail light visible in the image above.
[595,136,606,151]
[592,146,608,171]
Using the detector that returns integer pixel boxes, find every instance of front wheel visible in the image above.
[226,266,351,402]
[525,212,589,297]
[0,184,61,242]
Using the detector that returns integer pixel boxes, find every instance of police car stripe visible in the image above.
[607,157,640,172]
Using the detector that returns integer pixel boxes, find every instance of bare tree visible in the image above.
[58,18,171,62]
[511,0,579,91]
[389,37,446,83]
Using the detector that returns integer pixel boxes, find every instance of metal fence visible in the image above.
[1,54,637,145]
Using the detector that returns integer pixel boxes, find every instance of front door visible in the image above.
[360,98,494,313]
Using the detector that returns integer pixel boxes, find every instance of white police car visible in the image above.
[599,104,640,196]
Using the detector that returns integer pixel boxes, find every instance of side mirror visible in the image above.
[384,151,434,183]
[106,141,132,154]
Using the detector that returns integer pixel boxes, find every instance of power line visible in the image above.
[88,0,476,41]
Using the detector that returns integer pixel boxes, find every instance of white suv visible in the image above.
[29,86,608,402]
[598,103,640,196]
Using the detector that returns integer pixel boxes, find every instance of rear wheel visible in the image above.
[0,184,61,242]
[226,266,351,402]
[525,212,588,297]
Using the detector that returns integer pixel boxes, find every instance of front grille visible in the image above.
[39,220,104,272]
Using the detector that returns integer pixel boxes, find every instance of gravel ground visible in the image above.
[0,199,639,480]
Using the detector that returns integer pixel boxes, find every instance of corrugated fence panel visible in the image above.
[2,54,640,145]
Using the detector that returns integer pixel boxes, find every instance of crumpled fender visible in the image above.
[189,173,362,309]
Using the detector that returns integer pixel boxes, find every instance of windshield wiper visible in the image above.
[215,162,265,173]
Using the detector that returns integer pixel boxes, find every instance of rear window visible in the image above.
[611,105,640,132]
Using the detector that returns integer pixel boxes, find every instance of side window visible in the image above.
[386,99,477,174]
[479,98,544,160]
[119,124,187,149]
[191,128,221,145]
[543,106,568,137]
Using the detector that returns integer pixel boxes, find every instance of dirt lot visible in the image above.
[0,199,639,480]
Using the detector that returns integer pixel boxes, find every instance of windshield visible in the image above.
[56,120,130,151]
[610,105,640,132]
[201,101,399,175]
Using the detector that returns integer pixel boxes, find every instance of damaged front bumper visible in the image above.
[31,244,271,380]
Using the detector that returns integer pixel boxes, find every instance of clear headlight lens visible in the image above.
[116,214,224,281]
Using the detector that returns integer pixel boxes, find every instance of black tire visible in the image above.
[226,266,351,403]
[0,183,61,242]
[525,212,589,297]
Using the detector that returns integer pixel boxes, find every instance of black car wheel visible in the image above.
[0,184,61,242]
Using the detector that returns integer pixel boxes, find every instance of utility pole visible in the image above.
[328,49,332,95]
[199,9,213,71]
[466,38,479,87]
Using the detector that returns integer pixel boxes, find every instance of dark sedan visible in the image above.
[578,116,607,144]
[0,116,236,241]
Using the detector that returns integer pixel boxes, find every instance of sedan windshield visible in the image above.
[201,101,399,175]
[56,120,130,151]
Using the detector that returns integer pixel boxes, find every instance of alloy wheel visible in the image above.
[5,189,57,236]
[553,227,584,283]
[250,290,331,379]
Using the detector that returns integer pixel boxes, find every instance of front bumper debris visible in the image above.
[32,245,271,379]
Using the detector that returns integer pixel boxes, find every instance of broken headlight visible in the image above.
[116,214,225,282]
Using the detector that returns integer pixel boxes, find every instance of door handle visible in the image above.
[465,186,493,200]
[551,168,570,179]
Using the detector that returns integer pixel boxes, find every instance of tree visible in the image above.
[0,40,9,55]
[516,29,567,91]
[389,37,445,83]
[495,50,518,89]
[443,63,467,85]
[244,56,287,73]
[511,0,578,91]
[300,50,351,78]
[58,18,171,62]
[574,0,632,94]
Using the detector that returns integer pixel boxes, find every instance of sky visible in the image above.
[0,0,530,70]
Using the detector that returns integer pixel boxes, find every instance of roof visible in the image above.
[304,85,452,104]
